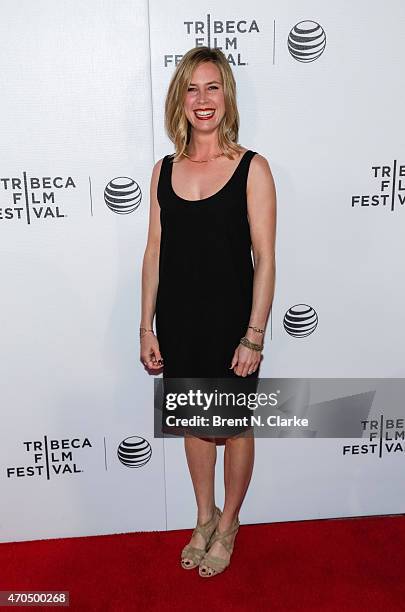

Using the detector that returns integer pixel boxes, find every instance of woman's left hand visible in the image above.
[230,344,261,377]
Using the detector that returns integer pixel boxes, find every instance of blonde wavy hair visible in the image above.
[164,46,243,162]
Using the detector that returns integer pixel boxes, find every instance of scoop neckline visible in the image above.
[169,149,251,203]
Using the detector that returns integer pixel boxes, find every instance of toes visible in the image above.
[199,564,214,577]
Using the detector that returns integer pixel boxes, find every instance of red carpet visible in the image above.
[1,515,405,611]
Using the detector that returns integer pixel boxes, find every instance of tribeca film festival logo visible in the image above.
[0,174,74,224]
[0,173,143,223]
[283,304,318,338]
[163,17,326,67]
[6,436,92,480]
[352,161,405,212]
[163,14,260,67]
[343,417,405,458]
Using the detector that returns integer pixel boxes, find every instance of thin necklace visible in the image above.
[183,151,225,163]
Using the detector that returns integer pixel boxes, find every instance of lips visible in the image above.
[193,109,215,120]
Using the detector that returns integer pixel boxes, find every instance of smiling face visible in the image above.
[183,61,226,135]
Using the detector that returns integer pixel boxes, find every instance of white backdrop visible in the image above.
[1,0,404,543]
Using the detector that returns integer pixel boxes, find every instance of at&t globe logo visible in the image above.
[283,304,318,337]
[104,176,142,214]
[117,436,152,468]
[288,20,326,62]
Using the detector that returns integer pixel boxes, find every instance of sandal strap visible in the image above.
[209,519,240,553]
[181,506,222,565]
[193,506,222,543]
[181,544,206,564]
[200,552,230,572]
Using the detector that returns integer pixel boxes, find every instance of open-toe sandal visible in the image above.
[199,516,240,577]
[180,506,222,570]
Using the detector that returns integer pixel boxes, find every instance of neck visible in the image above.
[187,131,221,158]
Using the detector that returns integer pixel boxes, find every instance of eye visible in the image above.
[187,85,219,92]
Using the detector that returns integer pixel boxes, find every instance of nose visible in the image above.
[196,89,208,105]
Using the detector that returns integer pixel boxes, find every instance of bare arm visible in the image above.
[230,153,277,376]
[246,153,277,339]
[140,158,164,369]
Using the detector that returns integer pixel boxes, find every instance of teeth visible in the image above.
[195,110,215,117]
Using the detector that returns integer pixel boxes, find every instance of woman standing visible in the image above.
[140,46,276,577]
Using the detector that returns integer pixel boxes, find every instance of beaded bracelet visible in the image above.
[240,336,264,352]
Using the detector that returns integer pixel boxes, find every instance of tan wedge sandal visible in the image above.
[180,506,222,570]
[198,516,240,577]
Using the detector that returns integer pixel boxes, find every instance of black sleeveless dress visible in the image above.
[155,149,259,436]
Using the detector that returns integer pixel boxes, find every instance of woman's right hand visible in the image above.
[140,332,164,370]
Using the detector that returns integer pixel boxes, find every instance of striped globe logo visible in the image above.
[283,304,318,337]
[104,176,142,214]
[288,20,326,63]
[117,436,152,468]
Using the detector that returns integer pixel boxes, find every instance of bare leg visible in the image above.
[223,434,254,523]
[199,433,254,573]
[184,434,217,520]
[181,435,219,566]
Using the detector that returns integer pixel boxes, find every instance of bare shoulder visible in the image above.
[247,152,276,192]
[149,157,167,196]
[250,152,273,174]
[149,157,167,209]
[151,156,165,180]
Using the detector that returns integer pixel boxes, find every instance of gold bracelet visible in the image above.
[240,336,263,352]
[140,327,154,339]
[248,325,265,334]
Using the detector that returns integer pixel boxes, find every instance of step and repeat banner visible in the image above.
[1,0,404,543]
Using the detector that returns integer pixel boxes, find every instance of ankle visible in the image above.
[218,511,239,530]
[197,504,217,524]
